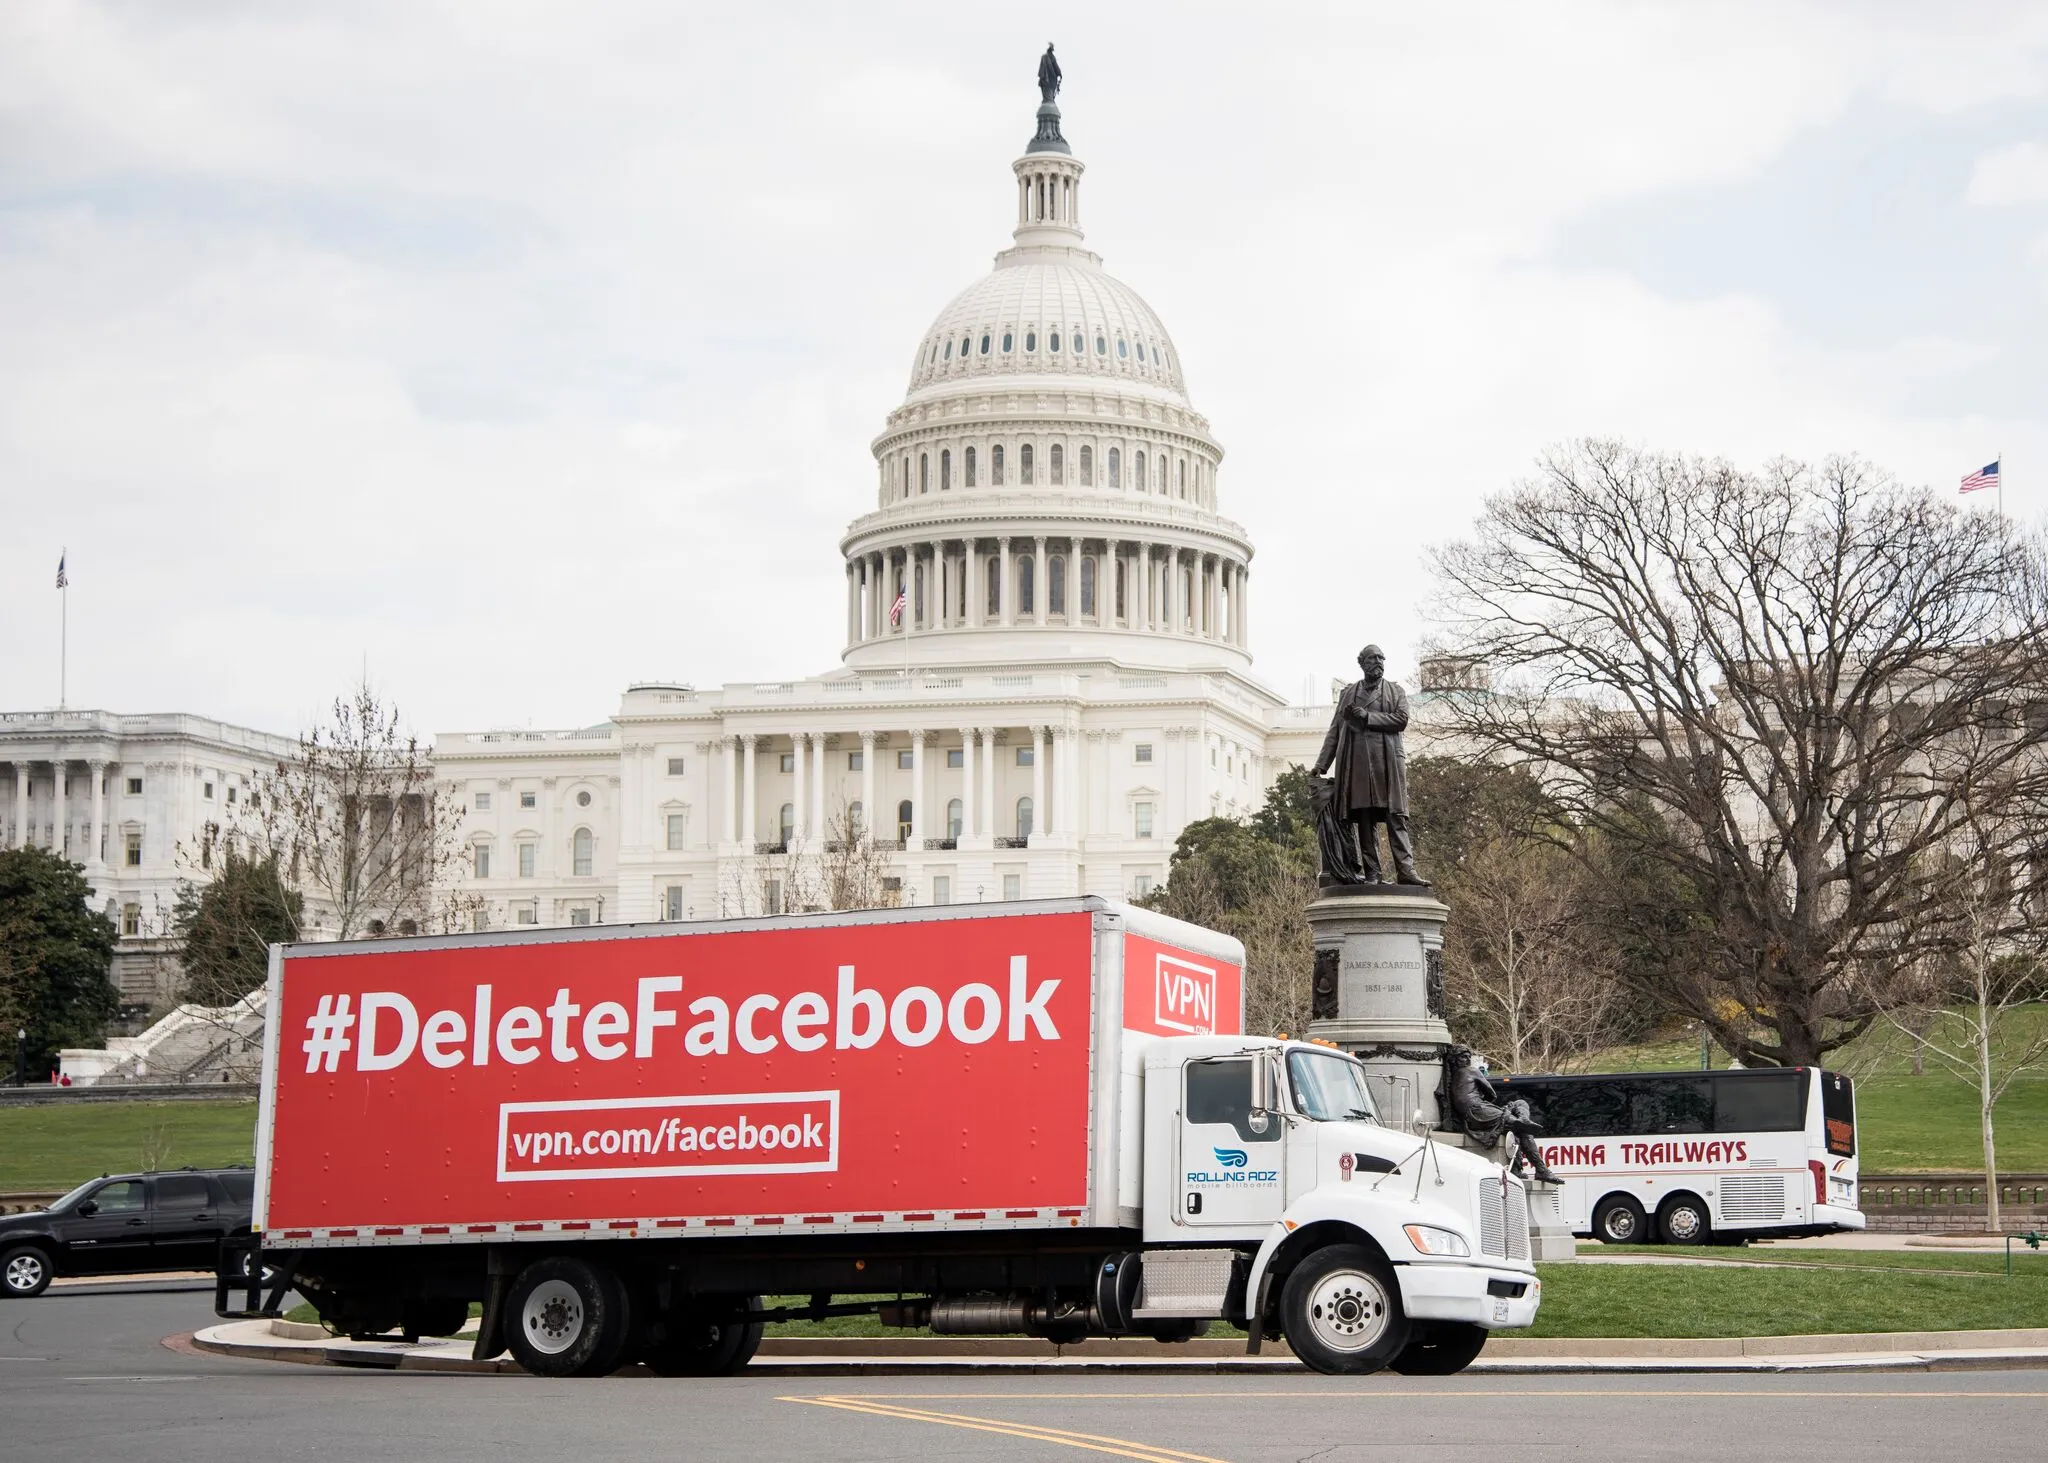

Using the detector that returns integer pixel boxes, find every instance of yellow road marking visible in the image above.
[780,1395,1232,1462]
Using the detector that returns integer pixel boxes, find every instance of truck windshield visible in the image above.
[1287,1050,1379,1123]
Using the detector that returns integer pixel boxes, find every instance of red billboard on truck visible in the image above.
[259,903,1240,1239]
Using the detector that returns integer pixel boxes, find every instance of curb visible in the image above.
[187,1321,2048,1378]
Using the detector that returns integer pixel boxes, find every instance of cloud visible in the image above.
[1970,140,2048,205]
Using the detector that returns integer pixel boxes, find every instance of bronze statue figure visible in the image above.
[1443,1046,1557,1184]
[1312,644,1424,887]
[1038,43,1062,103]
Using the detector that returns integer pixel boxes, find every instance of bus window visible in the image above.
[1534,1082,1630,1137]
[1712,1070,1802,1133]
[1627,1076,1712,1134]
[1820,1071,1856,1157]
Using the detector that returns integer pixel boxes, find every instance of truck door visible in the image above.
[1179,1057,1284,1228]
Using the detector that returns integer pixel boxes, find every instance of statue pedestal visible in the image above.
[1304,889,1453,1132]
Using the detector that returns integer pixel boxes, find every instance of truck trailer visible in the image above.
[220,898,1539,1376]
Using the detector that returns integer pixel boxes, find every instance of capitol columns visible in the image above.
[859,731,876,837]
[789,732,806,843]
[1033,536,1048,627]
[1031,726,1047,839]
[929,538,944,629]
[12,763,26,848]
[909,729,927,844]
[740,734,759,846]
[1137,543,1152,631]
[845,562,860,645]
[52,759,67,859]
[978,726,997,841]
[998,538,1013,627]
[958,726,977,843]
[806,732,825,845]
[87,760,107,868]
[966,541,983,629]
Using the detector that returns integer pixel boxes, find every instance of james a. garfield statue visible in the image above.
[1311,644,1424,887]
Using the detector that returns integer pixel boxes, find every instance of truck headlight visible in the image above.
[1403,1224,1471,1257]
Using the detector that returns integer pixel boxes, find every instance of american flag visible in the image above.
[887,587,907,626]
[54,551,66,589]
[1960,460,2001,494]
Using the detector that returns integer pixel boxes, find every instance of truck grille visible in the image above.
[1477,1175,1529,1261]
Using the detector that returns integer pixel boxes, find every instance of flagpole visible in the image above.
[59,548,67,710]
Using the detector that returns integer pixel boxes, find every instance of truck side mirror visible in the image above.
[1249,1055,1272,1133]
[77,1200,99,1217]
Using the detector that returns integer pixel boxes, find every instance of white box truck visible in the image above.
[220,898,1539,1375]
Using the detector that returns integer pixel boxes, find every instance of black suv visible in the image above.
[1,1168,256,1298]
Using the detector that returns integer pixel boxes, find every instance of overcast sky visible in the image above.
[5,2,2048,739]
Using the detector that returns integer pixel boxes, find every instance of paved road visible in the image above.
[6,1289,2047,1462]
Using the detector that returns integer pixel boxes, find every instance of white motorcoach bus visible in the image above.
[1497,1067,1863,1244]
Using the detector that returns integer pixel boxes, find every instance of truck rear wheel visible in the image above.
[642,1296,765,1377]
[1389,1321,1488,1375]
[506,1257,633,1377]
[1279,1244,1409,1376]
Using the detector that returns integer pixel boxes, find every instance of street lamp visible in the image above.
[14,1027,26,1087]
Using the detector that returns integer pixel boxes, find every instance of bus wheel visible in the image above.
[1658,1194,1711,1245]
[506,1256,634,1377]
[1389,1321,1488,1375]
[1593,1195,1647,1245]
[1280,1244,1410,1375]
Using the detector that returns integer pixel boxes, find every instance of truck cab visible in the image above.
[1134,1036,1540,1373]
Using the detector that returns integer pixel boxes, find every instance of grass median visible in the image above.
[0,1099,257,1191]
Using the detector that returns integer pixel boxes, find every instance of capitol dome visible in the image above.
[838,76,1254,674]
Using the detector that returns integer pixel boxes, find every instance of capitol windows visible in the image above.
[475,790,492,811]
[1135,802,1156,839]
[1002,331,1013,352]
[1134,742,1154,763]
[1049,555,1067,615]
[779,804,795,845]
[1021,444,1034,484]
[1107,447,1120,488]
[946,747,964,769]
[947,799,964,840]
[992,444,1005,485]
[940,449,951,490]
[1050,444,1063,484]
[1015,745,1034,767]
[897,800,913,839]
[1025,331,1037,352]
[943,340,952,360]
[849,800,864,835]
[520,791,537,809]
[1136,341,1146,362]
[1117,338,1128,359]
[1159,455,1169,494]
[1049,329,1060,353]
[779,752,796,773]
[919,453,929,493]
[666,814,687,851]
[847,750,863,772]
[932,875,950,905]
[473,843,492,878]
[666,758,686,776]
[1080,556,1097,616]
[518,842,536,878]
[1017,556,1036,615]
[1003,873,1022,900]
[897,750,914,770]
[1072,332,1083,354]
[1096,335,1107,355]
[964,445,977,486]
[1135,451,1146,490]
[1114,558,1127,618]
[1079,445,1093,486]
[572,828,594,877]
[1177,459,1186,497]
[986,558,1001,616]
[980,333,990,354]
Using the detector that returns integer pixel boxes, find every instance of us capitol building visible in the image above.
[3,75,1468,968]
[439,81,1357,927]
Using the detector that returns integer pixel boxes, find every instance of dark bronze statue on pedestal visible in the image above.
[1311,644,1425,888]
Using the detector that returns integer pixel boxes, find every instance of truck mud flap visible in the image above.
[214,1239,301,1320]
[1243,1269,1274,1356]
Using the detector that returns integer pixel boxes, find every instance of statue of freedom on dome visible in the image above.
[1038,43,1062,103]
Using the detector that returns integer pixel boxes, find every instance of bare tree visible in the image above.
[1862,829,2048,1232]
[237,681,477,940]
[717,804,902,918]
[1429,443,2048,1065]
[1442,835,1627,1072]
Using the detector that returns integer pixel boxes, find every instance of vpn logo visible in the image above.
[1213,1147,1249,1168]
[1156,954,1218,1035]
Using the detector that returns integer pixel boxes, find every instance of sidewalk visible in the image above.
[189,1319,2048,1376]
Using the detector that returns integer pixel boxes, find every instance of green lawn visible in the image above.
[1522,1259,2048,1337]
[1583,1245,2048,1276]
[0,1100,258,1191]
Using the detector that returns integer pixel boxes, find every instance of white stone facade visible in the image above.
[0,708,299,1004]
[435,92,1339,925]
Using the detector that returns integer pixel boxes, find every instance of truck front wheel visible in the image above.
[1389,1321,1488,1375]
[1279,1244,1410,1376]
[506,1257,633,1377]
